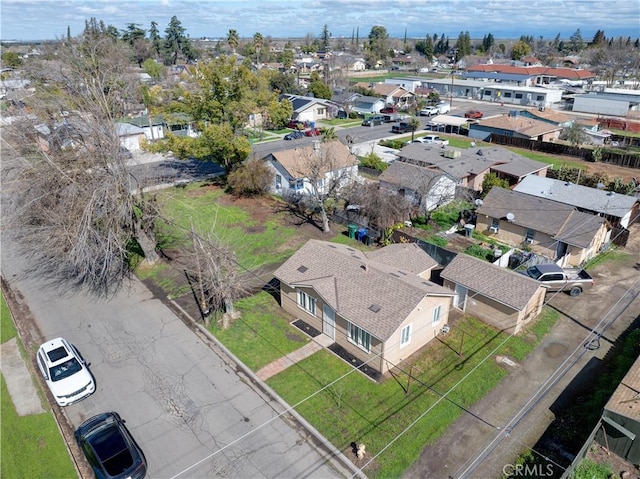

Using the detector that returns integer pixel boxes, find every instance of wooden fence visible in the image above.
[489,134,640,170]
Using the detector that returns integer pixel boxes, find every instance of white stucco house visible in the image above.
[264,141,359,198]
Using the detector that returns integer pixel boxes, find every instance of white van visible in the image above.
[437,102,451,114]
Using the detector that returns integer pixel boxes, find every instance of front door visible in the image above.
[323,304,335,339]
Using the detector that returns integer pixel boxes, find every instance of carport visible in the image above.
[426,115,469,134]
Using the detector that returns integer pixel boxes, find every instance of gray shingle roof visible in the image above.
[477,187,607,248]
[397,145,545,181]
[440,254,541,311]
[378,161,444,187]
[513,175,638,219]
[273,240,453,341]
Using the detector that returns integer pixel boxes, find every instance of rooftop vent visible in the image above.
[369,304,381,313]
[297,266,308,273]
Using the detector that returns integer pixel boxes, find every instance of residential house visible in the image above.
[468,112,563,142]
[352,82,415,109]
[514,175,639,230]
[378,161,459,213]
[391,54,416,70]
[440,254,545,333]
[348,94,386,116]
[273,240,455,376]
[396,144,549,192]
[281,94,340,123]
[594,354,640,466]
[121,115,165,141]
[264,141,359,198]
[116,123,145,151]
[476,187,610,266]
[519,108,573,128]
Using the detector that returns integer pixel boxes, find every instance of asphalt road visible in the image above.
[0,237,353,479]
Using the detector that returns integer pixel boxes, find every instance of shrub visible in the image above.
[226,158,272,196]
[431,200,472,227]
[359,152,388,172]
[379,139,406,149]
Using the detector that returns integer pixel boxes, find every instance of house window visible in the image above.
[347,323,371,352]
[275,174,282,190]
[297,290,316,315]
[432,305,442,325]
[289,178,304,190]
[536,95,544,101]
[503,92,512,98]
[483,90,492,96]
[400,324,412,347]
[515,93,523,99]
[317,107,326,115]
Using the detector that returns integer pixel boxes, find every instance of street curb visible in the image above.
[168,298,367,479]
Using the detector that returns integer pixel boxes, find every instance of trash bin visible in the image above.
[356,228,368,241]
[348,224,358,239]
[364,233,376,246]
[464,224,475,238]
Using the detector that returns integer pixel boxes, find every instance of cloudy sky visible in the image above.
[1,0,638,42]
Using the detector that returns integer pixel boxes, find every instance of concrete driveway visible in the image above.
[1,238,353,479]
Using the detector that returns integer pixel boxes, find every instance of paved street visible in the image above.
[0,238,353,479]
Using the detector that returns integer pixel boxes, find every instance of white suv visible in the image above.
[36,337,95,406]
[419,106,439,116]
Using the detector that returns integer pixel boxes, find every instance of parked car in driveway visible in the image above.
[284,131,304,140]
[287,119,308,130]
[413,134,449,146]
[380,106,397,114]
[36,337,95,406]
[75,412,147,479]
[464,110,483,119]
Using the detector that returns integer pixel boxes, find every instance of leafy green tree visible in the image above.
[591,29,606,47]
[481,173,510,197]
[359,152,388,171]
[320,24,331,51]
[407,117,421,142]
[163,16,194,64]
[322,127,337,142]
[227,29,239,53]
[415,35,434,62]
[455,31,471,61]
[1,51,22,68]
[263,97,293,129]
[365,25,390,68]
[149,21,162,55]
[569,29,585,53]
[482,33,495,54]
[510,40,531,60]
[308,71,332,99]
[253,32,263,64]
[121,23,146,46]
[561,122,587,147]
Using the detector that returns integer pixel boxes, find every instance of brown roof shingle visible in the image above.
[273,240,453,340]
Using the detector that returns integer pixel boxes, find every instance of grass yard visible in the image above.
[212,285,561,478]
[1,292,17,344]
[0,293,76,479]
[210,292,310,370]
[155,184,300,269]
[0,376,76,479]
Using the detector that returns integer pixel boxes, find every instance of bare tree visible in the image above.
[293,140,358,234]
[346,182,413,231]
[183,222,250,328]
[2,32,159,295]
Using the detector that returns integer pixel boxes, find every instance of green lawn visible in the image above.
[211,286,561,478]
[0,376,76,479]
[1,292,17,344]
[156,185,300,269]
[1,294,76,479]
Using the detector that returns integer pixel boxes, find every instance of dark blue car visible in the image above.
[284,130,304,140]
[75,412,147,479]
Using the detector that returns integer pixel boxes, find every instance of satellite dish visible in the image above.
[506,212,515,222]
[474,199,483,206]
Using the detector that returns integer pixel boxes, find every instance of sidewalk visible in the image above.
[0,337,44,415]
[256,333,334,381]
